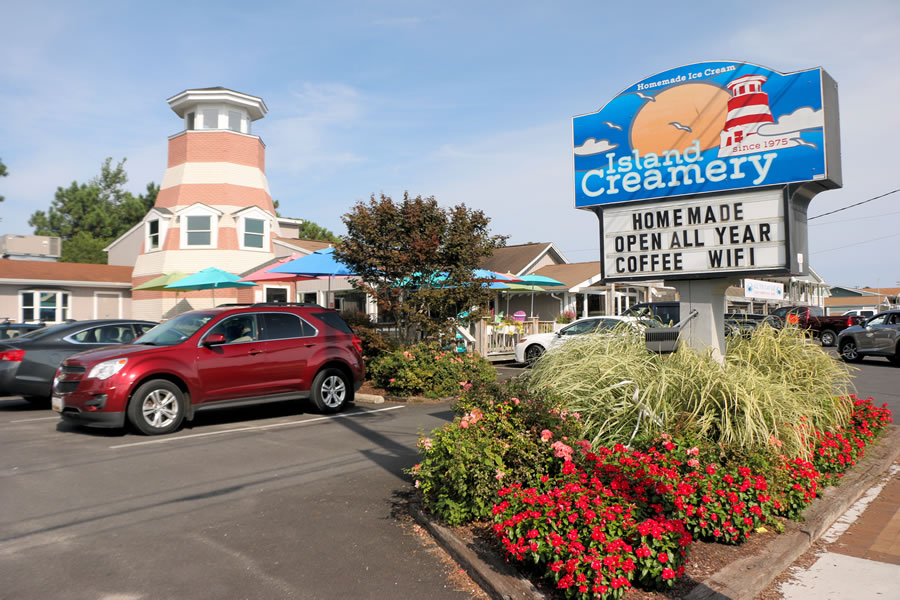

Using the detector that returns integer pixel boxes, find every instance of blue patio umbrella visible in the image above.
[267,248,353,307]
[164,267,257,305]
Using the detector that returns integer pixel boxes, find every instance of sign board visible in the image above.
[602,188,786,279]
[743,278,784,300]
[573,61,840,208]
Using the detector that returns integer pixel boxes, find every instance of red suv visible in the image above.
[52,304,365,435]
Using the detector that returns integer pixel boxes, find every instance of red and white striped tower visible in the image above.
[131,88,277,320]
[718,75,775,157]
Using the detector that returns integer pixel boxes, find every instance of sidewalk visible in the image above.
[774,462,900,599]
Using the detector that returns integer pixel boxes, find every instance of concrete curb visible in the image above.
[355,393,384,404]
[409,502,544,600]
[411,425,900,600]
[685,424,900,600]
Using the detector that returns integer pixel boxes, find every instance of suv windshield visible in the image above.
[134,312,215,346]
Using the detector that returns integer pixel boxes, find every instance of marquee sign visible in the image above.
[573,61,841,208]
[602,188,786,278]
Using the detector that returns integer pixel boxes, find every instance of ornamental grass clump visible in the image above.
[525,324,855,458]
[368,342,495,397]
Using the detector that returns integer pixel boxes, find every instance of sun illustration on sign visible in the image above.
[630,83,731,154]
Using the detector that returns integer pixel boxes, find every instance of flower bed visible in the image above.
[411,386,893,599]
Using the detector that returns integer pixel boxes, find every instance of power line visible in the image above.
[810,209,900,226]
[811,232,900,255]
[808,188,900,220]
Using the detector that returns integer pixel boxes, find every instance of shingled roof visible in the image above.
[480,243,566,276]
[0,259,133,284]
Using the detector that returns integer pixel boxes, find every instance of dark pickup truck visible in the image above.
[768,306,864,347]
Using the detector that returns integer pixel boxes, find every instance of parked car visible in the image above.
[724,314,766,337]
[0,319,157,403]
[767,305,864,347]
[52,303,365,435]
[621,302,681,325]
[841,309,876,319]
[836,310,900,365]
[0,321,46,340]
[514,316,646,364]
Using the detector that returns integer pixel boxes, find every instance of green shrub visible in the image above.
[340,310,396,361]
[368,342,495,398]
[525,324,854,458]
[409,381,582,525]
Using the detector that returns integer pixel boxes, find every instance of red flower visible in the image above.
[658,552,669,563]
[662,567,676,580]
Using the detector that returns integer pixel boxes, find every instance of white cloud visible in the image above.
[574,138,618,156]
[757,107,823,136]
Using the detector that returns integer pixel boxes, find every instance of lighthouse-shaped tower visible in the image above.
[131,88,277,320]
[718,75,775,157]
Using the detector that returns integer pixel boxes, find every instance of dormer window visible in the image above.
[243,218,265,248]
[235,207,271,251]
[186,112,195,130]
[177,204,221,249]
[228,111,242,132]
[186,216,212,246]
[147,220,160,250]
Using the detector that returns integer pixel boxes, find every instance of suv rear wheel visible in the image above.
[128,379,185,435]
[310,368,351,413]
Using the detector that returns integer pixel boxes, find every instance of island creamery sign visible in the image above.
[573,61,841,282]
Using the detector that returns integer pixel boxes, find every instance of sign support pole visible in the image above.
[671,278,738,365]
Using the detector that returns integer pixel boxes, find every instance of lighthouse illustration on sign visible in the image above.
[718,74,819,158]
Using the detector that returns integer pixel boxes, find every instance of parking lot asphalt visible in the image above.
[1,350,895,600]
[0,399,474,600]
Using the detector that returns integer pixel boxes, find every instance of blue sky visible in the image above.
[1,0,898,288]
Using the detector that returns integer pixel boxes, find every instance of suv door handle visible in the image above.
[248,348,263,355]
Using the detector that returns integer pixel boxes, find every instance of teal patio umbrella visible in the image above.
[519,274,567,318]
[164,267,257,305]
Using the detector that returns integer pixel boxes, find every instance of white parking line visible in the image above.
[10,416,60,423]
[109,405,406,449]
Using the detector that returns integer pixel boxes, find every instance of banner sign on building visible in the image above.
[601,188,786,278]
[743,278,784,301]
[574,61,840,208]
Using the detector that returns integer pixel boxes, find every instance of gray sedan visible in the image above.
[837,310,900,364]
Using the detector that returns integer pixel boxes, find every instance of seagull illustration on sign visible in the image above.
[668,121,693,132]
[635,91,656,101]
[793,138,818,150]
[602,121,623,131]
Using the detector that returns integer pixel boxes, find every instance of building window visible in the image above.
[203,109,218,129]
[186,215,212,246]
[21,290,69,323]
[186,112,195,130]
[147,219,160,250]
[244,218,265,248]
[228,111,241,132]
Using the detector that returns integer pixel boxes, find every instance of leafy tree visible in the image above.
[29,158,158,263]
[296,220,341,243]
[0,157,7,203]
[335,192,507,345]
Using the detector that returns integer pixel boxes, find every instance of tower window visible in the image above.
[228,111,242,132]
[203,109,218,129]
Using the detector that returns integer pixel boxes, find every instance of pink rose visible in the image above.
[540,429,553,442]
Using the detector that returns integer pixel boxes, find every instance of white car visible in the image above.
[514,316,646,364]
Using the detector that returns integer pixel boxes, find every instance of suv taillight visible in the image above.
[0,349,25,362]
[350,335,363,355]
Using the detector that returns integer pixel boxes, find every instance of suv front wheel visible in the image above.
[311,368,351,413]
[128,379,185,435]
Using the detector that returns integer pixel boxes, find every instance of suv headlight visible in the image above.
[87,358,128,380]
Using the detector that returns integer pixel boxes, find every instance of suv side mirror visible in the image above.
[204,333,226,346]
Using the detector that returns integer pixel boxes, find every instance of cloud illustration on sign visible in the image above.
[757,107,824,136]
[574,138,618,156]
